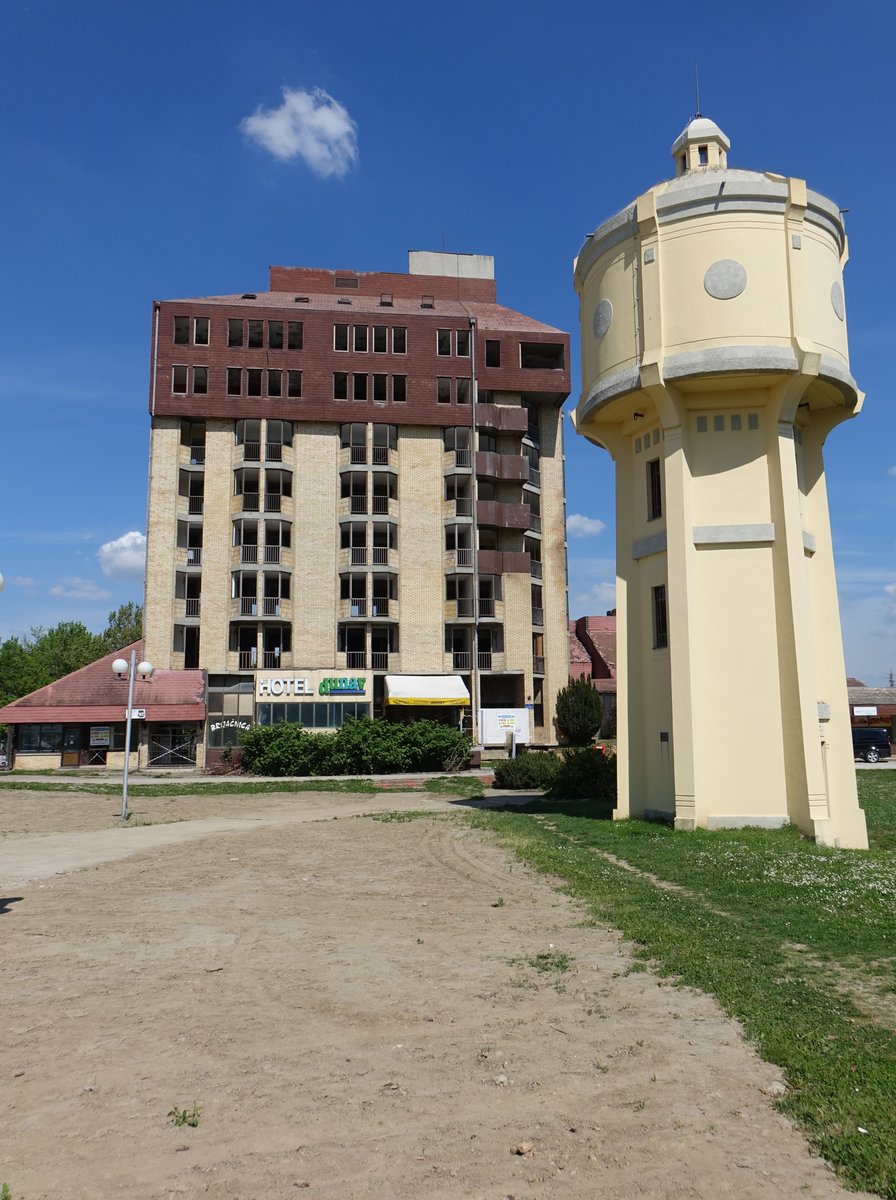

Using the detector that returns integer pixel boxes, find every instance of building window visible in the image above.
[172,365,188,394]
[174,316,190,345]
[456,378,471,404]
[227,368,242,396]
[287,370,302,398]
[437,377,451,403]
[392,375,406,403]
[268,321,284,350]
[373,325,388,353]
[456,329,470,357]
[287,321,303,350]
[194,317,210,345]
[248,320,263,349]
[392,327,407,354]
[193,366,208,395]
[647,459,662,521]
[334,324,349,352]
[652,585,668,649]
[520,341,564,370]
[267,369,282,398]
[334,372,348,400]
[353,325,368,353]
[373,374,387,403]
[353,373,368,401]
[485,339,501,367]
[228,319,243,348]
[698,144,709,165]
[437,329,452,356]
[247,368,262,397]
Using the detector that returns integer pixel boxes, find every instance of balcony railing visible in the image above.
[350,496,367,514]
[187,495,204,515]
[371,495,391,514]
[189,445,206,464]
[455,597,473,617]
[239,597,258,615]
[455,548,473,567]
[529,515,542,533]
[350,547,368,565]
[241,492,259,512]
[262,651,285,668]
[263,545,283,564]
[528,466,541,487]
[478,652,493,670]
[243,441,261,461]
[185,547,202,565]
[454,449,471,468]
[265,492,284,513]
[371,547,389,565]
[265,442,283,462]
[532,606,544,626]
[454,497,472,516]
[372,446,389,465]
[533,656,546,674]
[238,650,257,669]
[346,651,366,669]
[240,545,258,563]
[262,598,285,616]
[452,651,472,670]
[350,445,367,464]
[371,599,391,617]
[479,597,495,617]
[371,651,389,669]
[530,560,543,579]
[185,598,201,617]
[349,600,367,617]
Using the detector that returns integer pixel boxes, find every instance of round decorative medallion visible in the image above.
[593,298,613,338]
[830,281,845,321]
[703,259,747,300]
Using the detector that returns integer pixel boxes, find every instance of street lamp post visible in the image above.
[112,650,153,820]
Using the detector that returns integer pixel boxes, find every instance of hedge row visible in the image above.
[239,718,470,777]
[493,747,616,803]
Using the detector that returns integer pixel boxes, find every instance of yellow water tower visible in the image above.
[572,116,868,848]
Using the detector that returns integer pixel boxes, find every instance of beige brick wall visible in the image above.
[397,427,444,671]
[199,420,237,672]
[294,422,340,666]
[144,418,180,666]
[535,404,569,743]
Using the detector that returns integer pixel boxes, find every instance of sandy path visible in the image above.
[1,793,869,1199]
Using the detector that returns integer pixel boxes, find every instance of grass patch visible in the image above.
[466,770,896,1198]
[0,774,485,800]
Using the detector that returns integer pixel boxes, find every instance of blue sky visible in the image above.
[0,0,893,683]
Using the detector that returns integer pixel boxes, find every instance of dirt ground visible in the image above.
[1,788,872,1199]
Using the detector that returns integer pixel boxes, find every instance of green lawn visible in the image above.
[468,771,896,1198]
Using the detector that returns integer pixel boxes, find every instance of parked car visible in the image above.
[851,727,892,764]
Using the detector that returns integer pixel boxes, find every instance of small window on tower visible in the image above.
[174,317,190,345]
[698,144,709,165]
[172,365,188,393]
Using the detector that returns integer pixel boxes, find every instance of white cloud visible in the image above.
[49,577,111,600]
[572,582,617,615]
[889,466,896,478]
[567,514,606,538]
[12,576,35,586]
[240,87,358,178]
[97,531,146,580]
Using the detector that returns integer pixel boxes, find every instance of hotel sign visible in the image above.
[256,670,371,701]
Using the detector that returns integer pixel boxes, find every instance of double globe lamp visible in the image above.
[112,651,153,820]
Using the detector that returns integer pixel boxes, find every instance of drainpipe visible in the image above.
[469,316,480,747]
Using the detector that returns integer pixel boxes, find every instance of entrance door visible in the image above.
[147,725,197,768]
[62,726,81,767]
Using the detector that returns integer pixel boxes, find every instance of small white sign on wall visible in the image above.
[479,708,531,748]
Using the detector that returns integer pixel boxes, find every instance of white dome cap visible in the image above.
[671,115,731,157]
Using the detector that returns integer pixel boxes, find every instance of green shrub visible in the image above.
[554,676,603,745]
[492,752,560,790]
[239,718,469,777]
[547,745,617,802]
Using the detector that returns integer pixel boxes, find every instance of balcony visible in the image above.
[185,597,200,617]
[533,656,546,675]
[183,547,202,566]
[478,652,493,671]
[187,495,204,515]
[478,549,531,576]
[262,650,289,669]
[455,597,474,618]
[453,548,473,568]
[264,545,284,564]
[265,492,286,513]
[265,442,284,462]
[371,446,391,466]
[188,445,206,465]
[454,497,472,517]
[452,449,471,468]
[238,649,257,670]
[528,466,541,487]
[371,546,390,566]
[371,495,393,515]
[371,598,392,618]
[528,514,542,533]
[479,597,495,617]
[477,403,527,434]
[350,547,368,566]
[475,451,528,482]
[350,496,368,515]
[242,441,261,462]
[477,500,530,530]
[239,545,259,563]
[236,597,259,616]
[371,651,389,670]
[261,597,289,617]
[241,492,260,513]
[452,651,472,670]
[350,445,367,465]
[346,651,366,669]
[343,599,368,618]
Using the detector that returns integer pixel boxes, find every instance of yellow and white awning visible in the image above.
[383,675,470,707]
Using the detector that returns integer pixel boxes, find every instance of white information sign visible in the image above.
[854,706,878,717]
[479,708,531,748]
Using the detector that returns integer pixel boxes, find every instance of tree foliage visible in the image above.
[554,676,603,745]
[99,602,144,653]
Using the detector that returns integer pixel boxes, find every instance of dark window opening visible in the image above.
[335,276,359,289]
[437,377,451,403]
[456,378,471,404]
[267,369,282,398]
[373,374,387,403]
[485,339,501,368]
[334,372,349,400]
[246,368,262,397]
[334,324,349,352]
[353,373,368,401]
[268,321,284,349]
[392,375,406,403]
[437,329,452,356]
[174,316,190,345]
[194,316,210,345]
[698,144,709,165]
[392,327,407,354]
[647,459,662,521]
[228,319,243,348]
[248,320,263,349]
[172,365,188,394]
[287,321,303,350]
[287,370,302,398]
[353,325,368,353]
[227,368,242,396]
[520,341,564,370]
[653,585,668,649]
[456,329,470,356]
[193,366,208,395]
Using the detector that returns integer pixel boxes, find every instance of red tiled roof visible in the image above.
[582,617,617,678]
[0,642,206,724]
[568,620,592,664]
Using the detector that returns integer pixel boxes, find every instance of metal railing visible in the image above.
[241,492,259,512]
[455,597,473,617]
[371,495,390,514]
[242,441,261,461]
[239,597,258,615]
[372,547,389,565]
[349,600,367,617]
[350,547,368,565]
[371,651,389,669]
[262,651,284,668]
[189,445,206,464]
[477,652,493,670]
[262,598,283,616]
[372,446,389,464]
[350,445,367,464]
[187,495,204,514]
[371,599,390,617]
[265,442,283,462]
[185,548,202,565]
[264,492,283,513]
[453,652,472,670]
[479,597,495,617]
[455,548,473,567]
[350,496,367,514]
[238,650,257,669]
[263,545,282,563]
[454,449,471,468]
[185,598,201,617]
[454,497,472,516]
[240,545,258,563]
[346,651,366,669]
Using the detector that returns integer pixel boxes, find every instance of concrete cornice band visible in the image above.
[692,524,776,545]
[574,171,846,285]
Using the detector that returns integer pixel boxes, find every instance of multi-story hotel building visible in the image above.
[144,251,570,764]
